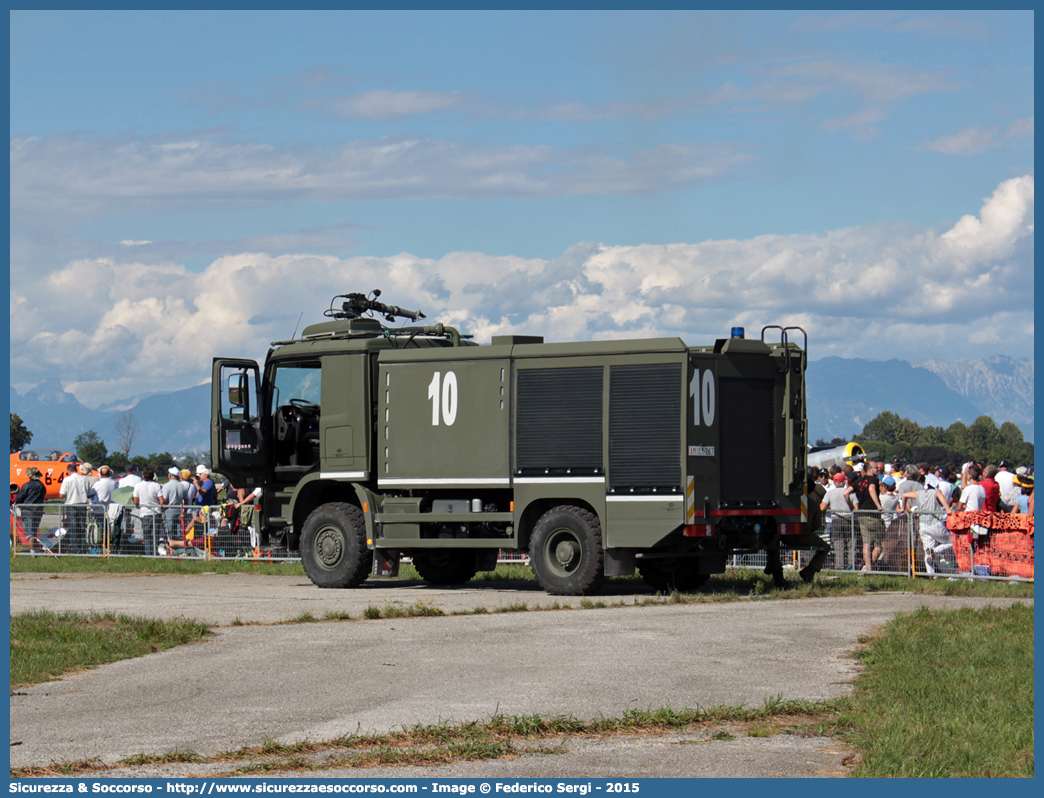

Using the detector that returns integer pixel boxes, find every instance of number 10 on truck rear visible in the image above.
[212,291,825,594]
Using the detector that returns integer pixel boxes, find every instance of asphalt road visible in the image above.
[9,573,1033,778]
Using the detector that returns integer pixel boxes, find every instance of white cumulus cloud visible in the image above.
[940,175,1034,261]
[9,176,1033,407]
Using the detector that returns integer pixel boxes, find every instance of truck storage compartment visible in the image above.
[515,366,602,476]
[609,363,682,493]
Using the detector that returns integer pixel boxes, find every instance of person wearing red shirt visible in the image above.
[980,465,1001,512]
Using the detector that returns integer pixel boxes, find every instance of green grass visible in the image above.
[471,563,534,582]
[9,610,211,688]
[119,750,207,766]
[6,555,530,581]
[495,601,529,613]
[322,610,352,621]
[835,603,1034,777]
[9,552,306,576]
[361,600,445,619]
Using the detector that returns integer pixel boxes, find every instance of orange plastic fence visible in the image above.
[946,510,1034,578]
[946,510,1033,534]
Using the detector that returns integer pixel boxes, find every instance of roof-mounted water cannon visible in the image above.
[326,289,426,323]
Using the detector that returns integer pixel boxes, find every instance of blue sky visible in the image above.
[9,10,1034,406]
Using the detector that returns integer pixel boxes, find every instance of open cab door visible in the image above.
[212,359,267,485]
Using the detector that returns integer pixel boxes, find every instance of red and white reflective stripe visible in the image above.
[683,524,714,537]
[778,522,806,535]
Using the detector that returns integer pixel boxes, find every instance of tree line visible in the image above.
[816,411,1034,468]
[69,430,193,475]
[9,413,208,475]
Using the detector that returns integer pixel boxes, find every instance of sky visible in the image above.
[9,10,1035,408]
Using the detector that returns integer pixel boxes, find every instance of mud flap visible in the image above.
[372,550,400,577]
[475,549,499,573]
[604,548,636,577]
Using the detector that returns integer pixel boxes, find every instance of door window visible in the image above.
[220,365,260,422]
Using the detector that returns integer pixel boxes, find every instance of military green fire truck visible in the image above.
[212,290,826,595]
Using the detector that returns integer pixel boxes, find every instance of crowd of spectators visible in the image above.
[808,458,1034,575]
[13,460,261,556]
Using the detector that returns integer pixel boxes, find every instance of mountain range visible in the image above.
[9,356,1034,458]
[807,355,1033,444]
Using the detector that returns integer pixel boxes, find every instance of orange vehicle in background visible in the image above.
[10,450,94,500]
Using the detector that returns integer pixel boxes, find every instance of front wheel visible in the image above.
[529,506,605,596]
[412,550,479,585]
[300,503,372,589]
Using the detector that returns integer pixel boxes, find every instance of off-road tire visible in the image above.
[638,559,709,593]
[412,550,479,585]
[529,505,605,596]
[300,503,372,589]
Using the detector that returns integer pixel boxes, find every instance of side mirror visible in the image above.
[228,373,249,415]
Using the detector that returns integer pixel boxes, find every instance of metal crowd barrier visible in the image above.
[9,502,295,561]
[9,502,1034,581]
[816,508,914,575]
[814,508,1034,581]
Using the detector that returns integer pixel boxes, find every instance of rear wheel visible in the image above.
[638,558,709,593]
[412,550,478,585]
[529,506,604,596]
[300,503,372,589]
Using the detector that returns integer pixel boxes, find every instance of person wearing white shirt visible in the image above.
[118,465,143,488]
[935,466,956,505]
[821,472,855,570]
[957,465,988,545]
[133,467,166,555]
[995,462,1016,506]
[89,466,117,506]
[59,462,92,553]
[161,467,186,541]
